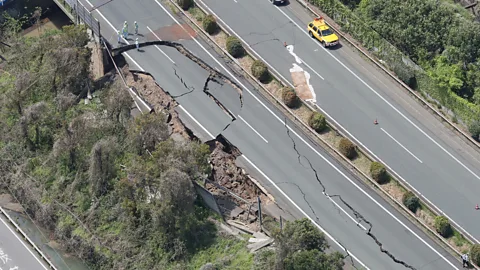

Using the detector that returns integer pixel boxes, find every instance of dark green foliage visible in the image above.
[338,138,356,159]
[306,0,480,124]
[251,60,269,83]
[369,162,388,184]
[434,216,452,238]
[469,120,480,141]
[202,15,218,35]
[177,0,193,10]
[402,191,420,213]
[308,112,327,132]
[284,249,344,270]
[0,26,219,270]
[281,87,299,108]
[471,244,480,265]
[226,36,244,58]
[274,219,344,270]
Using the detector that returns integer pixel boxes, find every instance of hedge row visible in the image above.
[193,2,475,261]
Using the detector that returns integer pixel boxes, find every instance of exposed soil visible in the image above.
[119,64,269,225]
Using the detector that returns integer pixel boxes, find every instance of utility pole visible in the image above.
[257,196,262,229]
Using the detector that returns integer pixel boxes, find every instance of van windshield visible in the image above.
[321,29,333,36]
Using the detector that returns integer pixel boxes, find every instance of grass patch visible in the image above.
[352,153,372,175]
[188,7,205,22]
[187,234,253,270]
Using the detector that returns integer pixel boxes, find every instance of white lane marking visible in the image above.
[190,1,461,267]
[241,154,370,263]
[179,99,368,265]
[146,26,176,64]
[0,215,49,270]
[86,0,457,265]
[381,128,423,164]
[274,7,480,182]
[152,0,368,266]
[238,115,269,143]
[276,5,480,244]
[178,105,215,139]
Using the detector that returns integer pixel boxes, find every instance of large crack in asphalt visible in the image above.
[112,41,241,134]
[282,118,417,270]
[112,41,243,107]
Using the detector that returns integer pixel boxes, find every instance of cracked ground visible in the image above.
[108,22,449,269]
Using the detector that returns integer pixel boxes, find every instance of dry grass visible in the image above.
[318,128,342,149]
[382,181,405,202]
[237,55,255,73]
[291,105,313,123]
[352,153,372,176]
[211,31,228,49]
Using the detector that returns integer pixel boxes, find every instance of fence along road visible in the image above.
[196,0,480,243]
[67,0,464,268]
[0,209,51,270]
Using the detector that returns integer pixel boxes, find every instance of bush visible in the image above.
[434,216,452,238]
[471,244,480,266]
[469,120,480,142]
[202,15,217,35]
[281,87,299,108]
[226,36,244,58]
[251,60,269,83]
[369,162,388,184]
[338,138,356,159]
[176,0,193,10]
[402,191,420,213]
[308,112,327,133]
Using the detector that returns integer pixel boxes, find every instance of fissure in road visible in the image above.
[113,39,418,270]
[113,41,244,134]
[283,118,416,270]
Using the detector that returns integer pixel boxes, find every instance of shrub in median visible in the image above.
[177,0,193,10]
[471,244,480,266]
[338,138,356,159]
[251,60,269,83]
[434,216,452,238]
[226,36,244,58]
[369,162,388,184]
[202,15,217,35]
[469,120,480,142]
[402,191,420,213]
[308,112,327,133]
[281,87,299,108]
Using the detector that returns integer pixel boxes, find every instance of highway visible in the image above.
[78,0,462,268]
[0,211,49,269]
[196,0,480,244]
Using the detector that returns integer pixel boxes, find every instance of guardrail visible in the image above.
[0,207,58,270]
[173,0,479,267]
[53,0,101,38]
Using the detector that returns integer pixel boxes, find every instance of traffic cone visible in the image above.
[284,42,287,47]
[476,204,479,210]
[374,119,378,125]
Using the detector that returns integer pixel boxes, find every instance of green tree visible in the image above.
[308,112,327,133]
[434,216,452,238]
[369,162,388,184]
[471,244,480,266]
[284,249,344,270]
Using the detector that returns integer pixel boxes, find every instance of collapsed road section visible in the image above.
[105,37,460,269]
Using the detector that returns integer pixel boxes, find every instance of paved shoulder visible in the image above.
[0,214,48,270]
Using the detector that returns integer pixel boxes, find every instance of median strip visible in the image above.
[169,0,480,267]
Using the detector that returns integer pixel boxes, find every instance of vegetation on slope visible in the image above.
[0,19,345,269]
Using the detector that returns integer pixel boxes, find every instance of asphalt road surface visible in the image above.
[0,213,48,270]
[77,0,463,268]
[197,0,480,245]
